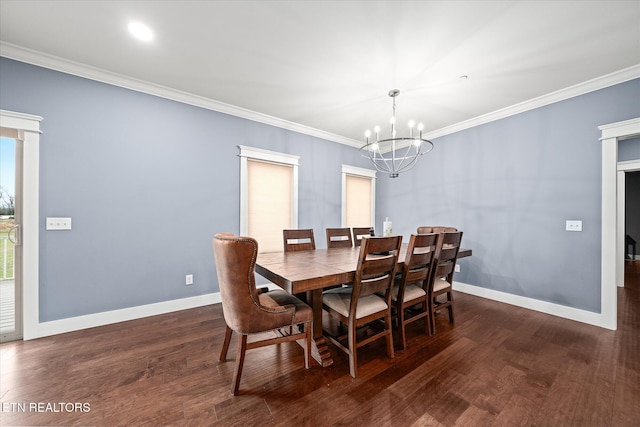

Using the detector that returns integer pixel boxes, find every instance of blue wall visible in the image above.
[377,79,640,312]
[619,137,640,161]
[0,58,370,321]
[1,56,639,321]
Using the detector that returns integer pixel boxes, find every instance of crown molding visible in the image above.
[424,64,640,140]
[2,42,638,146]
[0,42,362,148]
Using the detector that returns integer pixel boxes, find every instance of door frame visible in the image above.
[0,110,41,340]
[618,161,640,287]
[599,117,640,330]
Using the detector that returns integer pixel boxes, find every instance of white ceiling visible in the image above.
[1,0,639,144]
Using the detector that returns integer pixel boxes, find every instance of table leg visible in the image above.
[306,289,333,367]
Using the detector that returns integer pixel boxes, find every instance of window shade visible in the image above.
[345,174,372,228]
[247,159,293,253]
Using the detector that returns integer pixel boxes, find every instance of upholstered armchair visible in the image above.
[213,233,312,395]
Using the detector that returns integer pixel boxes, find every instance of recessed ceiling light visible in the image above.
[128,21,153,42]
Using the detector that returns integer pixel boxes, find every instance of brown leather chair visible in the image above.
[283,229,316,252]
[322,235,402,378]
[352,227,373,246]
[429,231,463,334]
[391,233,440,350]
[326,227,353,248]
[213,233,312,395]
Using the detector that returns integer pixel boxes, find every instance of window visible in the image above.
[239,146,299,253]
[342,165,376,229]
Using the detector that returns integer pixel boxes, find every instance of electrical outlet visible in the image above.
[455,264,461,273]
[566,220,582,232]
[185,274,193,285]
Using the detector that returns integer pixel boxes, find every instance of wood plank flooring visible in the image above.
[1,263,639,426]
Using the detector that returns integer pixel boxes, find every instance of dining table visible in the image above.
[255,243,472,366]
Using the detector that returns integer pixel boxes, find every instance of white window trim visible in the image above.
[238,145,299,236]
[0,109,41,340]
[341,164,376,227]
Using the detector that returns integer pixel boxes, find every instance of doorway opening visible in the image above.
[624,171,640,283]
[0,109,41,341]
[600,118,640,330]
[0,136,22,342]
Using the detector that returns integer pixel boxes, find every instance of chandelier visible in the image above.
[360,89,433,178]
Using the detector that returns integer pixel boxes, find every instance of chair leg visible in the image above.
[220,325,233,361]
[424,301,433,336]
[398,304,407,351]
[429,298,436,335]
[304,321,312,369]
[385,311,395,359]
[347,319,358,378]
[231,334,248,396]
[447,291,454,323]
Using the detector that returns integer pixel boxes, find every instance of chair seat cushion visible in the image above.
[323,288,388,319]
[433,278,452,292]
[390,284,426,302]
[259,290,313,324]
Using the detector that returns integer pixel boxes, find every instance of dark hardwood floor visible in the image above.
[1,264,639,426]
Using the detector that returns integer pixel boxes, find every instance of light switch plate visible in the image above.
[46,217,72,230]
[566,220,582,232]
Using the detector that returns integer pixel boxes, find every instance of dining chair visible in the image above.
[352,227,373,246]
[417,226,458,234]
[428,231,463,335]
[322,235,402,378]
[283,229,316,252]
[213,233,312,395]
[391,233,440,350]
[326,227,353,248]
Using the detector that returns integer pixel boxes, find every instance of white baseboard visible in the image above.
[27,283,280,340]
[27,280,616,340]
[453,281,614,330]
[29,293,222,340]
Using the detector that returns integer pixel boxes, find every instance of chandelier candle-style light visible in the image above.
[360,89,433,178]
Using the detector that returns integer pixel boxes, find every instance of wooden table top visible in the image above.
[255,244,471,294]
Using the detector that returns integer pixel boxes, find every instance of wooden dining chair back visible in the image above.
[417,226,458,234]
[213,233,312,395]
[283,229,316,252]
[326,228,353,248]
[392,233,440,350]
[352,227,373,246]
[322,235,402,378]
[429,231,463,334]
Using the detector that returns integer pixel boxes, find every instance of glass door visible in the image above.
[0,136,22,342]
